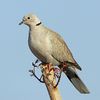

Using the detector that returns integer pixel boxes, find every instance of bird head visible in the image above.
[19,13,41,27]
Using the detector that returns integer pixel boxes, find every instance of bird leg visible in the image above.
[58,61,69,71]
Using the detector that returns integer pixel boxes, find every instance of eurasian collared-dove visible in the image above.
[19,14,90,94]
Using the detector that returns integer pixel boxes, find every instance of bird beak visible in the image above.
[19,21,23,25]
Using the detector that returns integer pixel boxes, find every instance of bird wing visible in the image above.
[47,28,81,70]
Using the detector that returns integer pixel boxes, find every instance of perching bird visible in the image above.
[19,13,90,94]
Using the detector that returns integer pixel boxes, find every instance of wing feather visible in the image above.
[45,27,81,70]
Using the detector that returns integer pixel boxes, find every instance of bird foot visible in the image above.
[29,60,44,83]
[53,68,63,88]
[29,68,44,83]
[30,61,63,87]
[49,67,63,88]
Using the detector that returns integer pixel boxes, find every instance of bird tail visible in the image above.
[64,67,90,94]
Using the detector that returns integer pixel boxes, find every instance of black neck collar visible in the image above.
[36,22,42,26]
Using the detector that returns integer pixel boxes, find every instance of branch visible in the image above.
[41,65,62,100]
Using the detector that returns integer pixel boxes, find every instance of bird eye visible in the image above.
[27,17,30,19]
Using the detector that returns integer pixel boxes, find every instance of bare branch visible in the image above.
[41,65,62,100]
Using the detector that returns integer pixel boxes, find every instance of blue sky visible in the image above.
[0,0,100,100]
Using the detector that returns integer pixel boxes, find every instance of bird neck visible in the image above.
[36,22,42,26]
[29,22,42,31]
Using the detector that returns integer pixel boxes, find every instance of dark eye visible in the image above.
[27,17,30,19]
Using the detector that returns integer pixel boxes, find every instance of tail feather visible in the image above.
[64,67,90,94]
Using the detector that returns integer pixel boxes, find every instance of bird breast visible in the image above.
[28,30,51,62]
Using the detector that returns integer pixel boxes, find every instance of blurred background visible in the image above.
[0,0,100,100]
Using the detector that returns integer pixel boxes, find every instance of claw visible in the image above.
[53,71,62,88]
[53,67,63,88]
[35,59,39,64]
[29,69,35,76]
[32,62,38,67]
[29,68,44,83]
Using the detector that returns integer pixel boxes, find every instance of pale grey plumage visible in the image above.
[19,14,90,94]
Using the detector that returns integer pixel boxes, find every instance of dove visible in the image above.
[19,13,90,94]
